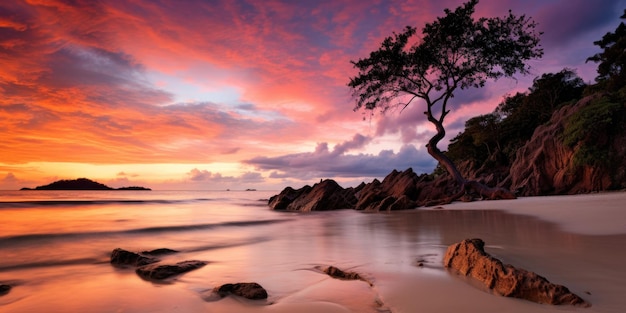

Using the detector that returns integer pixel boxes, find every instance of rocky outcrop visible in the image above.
[135,260,207,280]
[213,282,268,300]
[269,179,356,211]
[508,96,626,196]
[270,169,427,212]
[444,239,589,306]
[355,169,419,211]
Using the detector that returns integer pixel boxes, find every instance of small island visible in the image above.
[20,178,151,191]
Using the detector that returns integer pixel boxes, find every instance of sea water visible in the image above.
[1,190,624,312]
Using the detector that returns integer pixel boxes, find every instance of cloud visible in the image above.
[2,172,18,183]
[246,141,436,180]
[186,168,265,184]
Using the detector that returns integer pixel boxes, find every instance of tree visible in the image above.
[348,0,543,200]
[587,9,626,90]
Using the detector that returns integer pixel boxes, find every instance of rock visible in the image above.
[355,169,419,211]
[214,282,268,300]
[269,179,356,211]
[0,284,11,295]
[110,248,159,267]
[444,239,590,307]
[141,248,179,256]
[268,185,312,211]
[320,265,373,286]
[135,260,207,280]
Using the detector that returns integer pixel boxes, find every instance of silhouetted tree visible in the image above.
[587,9,626,90]
[348,0,543,201]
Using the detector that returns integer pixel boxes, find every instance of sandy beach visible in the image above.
[1,191,625,312]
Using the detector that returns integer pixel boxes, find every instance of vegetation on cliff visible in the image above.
[441,11,626,194]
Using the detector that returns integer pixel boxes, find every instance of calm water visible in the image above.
[0,190,624,312]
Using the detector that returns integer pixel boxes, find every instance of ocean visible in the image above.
[1,190,624,312]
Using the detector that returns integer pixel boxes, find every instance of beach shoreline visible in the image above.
[1,191,625,312]
[438,191,626,235]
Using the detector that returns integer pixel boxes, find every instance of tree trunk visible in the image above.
[425,113,516,202]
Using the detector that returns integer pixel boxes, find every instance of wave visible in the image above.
[0,237,272,272]
[0,198,216,208]
[0,258,104,272]
[0,219,290,247]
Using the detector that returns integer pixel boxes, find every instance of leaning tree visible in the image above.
[348,0,543,200]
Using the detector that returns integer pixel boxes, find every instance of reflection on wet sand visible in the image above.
[2,195,625,312]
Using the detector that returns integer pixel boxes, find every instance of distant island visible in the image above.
[20,178,151,191]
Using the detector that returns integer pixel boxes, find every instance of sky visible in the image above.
[1,0,624,190]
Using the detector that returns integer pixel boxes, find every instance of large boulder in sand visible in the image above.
[135,260,208,280]
[214,282,268,300]
[444,238,589,306]
[269,179,356,211]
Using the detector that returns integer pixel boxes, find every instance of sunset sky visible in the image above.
[1,0,624,190]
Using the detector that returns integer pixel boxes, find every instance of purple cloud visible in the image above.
[246,143,436,180]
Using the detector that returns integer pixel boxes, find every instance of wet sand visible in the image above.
[1,192,625,312]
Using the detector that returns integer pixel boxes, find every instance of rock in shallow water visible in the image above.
[135,260,208,280]
[320,265,373,286]
[0,284,11,295]
[141,248,179,256]
[110,248,159,267]
[214,282,268,300]
[443,238,590,307]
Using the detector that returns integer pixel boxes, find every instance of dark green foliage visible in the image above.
[587,10,626,91]
[446,69,586,169]
[562,95,625,167]
[349,0,543,117]
[447,113,499,164]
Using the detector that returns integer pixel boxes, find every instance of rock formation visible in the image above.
[508,96,626,195]
[213,282,268,300]
[355,169,419,211]
[444,238,590,306]
[269,179,356,211]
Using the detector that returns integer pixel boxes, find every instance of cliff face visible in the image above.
[507,95,626,196]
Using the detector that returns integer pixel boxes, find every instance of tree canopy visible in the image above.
[348,0,543,200]
[587,9,626,90]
